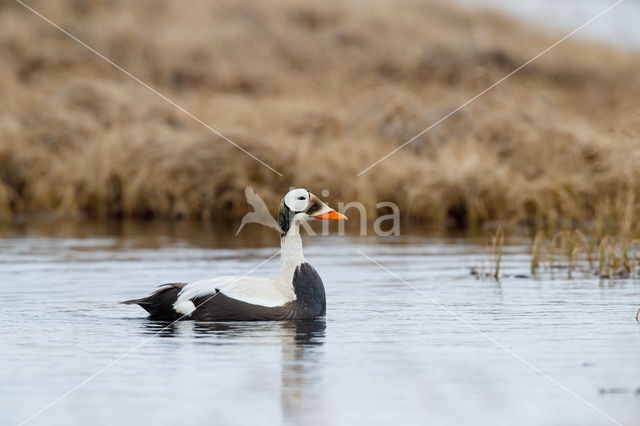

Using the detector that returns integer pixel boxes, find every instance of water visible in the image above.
[1,222,640,426]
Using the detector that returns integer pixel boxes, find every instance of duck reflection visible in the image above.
[140,318,326,422]
[278,320,326,424]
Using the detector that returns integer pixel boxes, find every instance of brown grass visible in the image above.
[485,225,504,280]
[530,230,640,279]
[1,0,640,229]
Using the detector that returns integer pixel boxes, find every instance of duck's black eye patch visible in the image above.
[298,196,305,200]
[306,202,320,215]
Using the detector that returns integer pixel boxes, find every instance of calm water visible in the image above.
[1,222,640,426]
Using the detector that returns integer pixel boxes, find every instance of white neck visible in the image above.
[269,222,306,301]
[280,222,306,273]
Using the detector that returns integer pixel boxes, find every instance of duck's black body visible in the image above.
[122,263,326,322]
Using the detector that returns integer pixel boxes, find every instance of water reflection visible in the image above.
[141,320,180,337]
[279,320,326,423]
[139,319,326,422]
[141,319,256,338]
[141,319,324,340]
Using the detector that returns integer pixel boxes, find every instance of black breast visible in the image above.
[287,262,326,319]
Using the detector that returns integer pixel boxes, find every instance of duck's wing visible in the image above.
[172,276,294,321]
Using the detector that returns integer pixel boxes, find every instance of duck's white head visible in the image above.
[278,188,347,236]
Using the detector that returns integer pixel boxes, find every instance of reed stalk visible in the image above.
[485,226,504,281]
[531,231,544,275]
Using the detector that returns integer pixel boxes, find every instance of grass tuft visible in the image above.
[530,231,640,279]
[486,226,504,280]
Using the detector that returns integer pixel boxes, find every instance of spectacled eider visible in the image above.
[122,188,347,321]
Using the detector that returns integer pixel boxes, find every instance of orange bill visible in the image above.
[314,210,347,220]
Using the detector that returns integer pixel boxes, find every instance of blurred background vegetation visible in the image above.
[0,0,639,233]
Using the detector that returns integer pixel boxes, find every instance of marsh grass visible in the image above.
[485,226,504,280]
[1,0,640,229]
[530,230,640,320]
[530,231,640,280]
[530,231,544,275]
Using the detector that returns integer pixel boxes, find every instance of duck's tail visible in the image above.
[121,297,148,305]
[121,283,188,320]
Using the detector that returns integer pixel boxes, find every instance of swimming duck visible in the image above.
[122,188,347,321]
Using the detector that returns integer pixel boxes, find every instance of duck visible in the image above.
[122,188,347,321]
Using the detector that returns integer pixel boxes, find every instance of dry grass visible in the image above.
[530,230,640,279]
[1,0,640,228]
[485,226,504,280]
